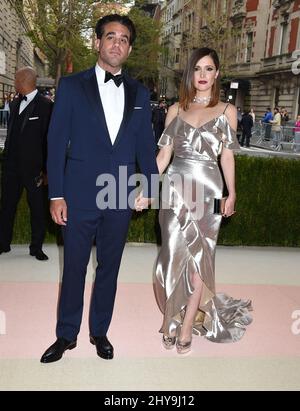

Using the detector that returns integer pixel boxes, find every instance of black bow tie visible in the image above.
[20,95,28,101]
[104,71,123,87]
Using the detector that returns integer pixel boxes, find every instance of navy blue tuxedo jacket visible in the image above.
[47,67,158,210]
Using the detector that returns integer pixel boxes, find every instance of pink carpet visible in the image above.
[0,282,300,359]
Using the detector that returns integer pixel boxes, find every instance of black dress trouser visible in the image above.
[0,166,46,251]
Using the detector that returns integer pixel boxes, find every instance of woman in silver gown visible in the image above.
[146,48,252,354]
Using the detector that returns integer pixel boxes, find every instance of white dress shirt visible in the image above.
[19,89,38,114]
[51,66,125,201]
[95,64,124,144]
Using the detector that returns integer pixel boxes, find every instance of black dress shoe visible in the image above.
[90,336,114,360]
[40,338,77,363]
[0,245,11,255]
[30,249,49,261]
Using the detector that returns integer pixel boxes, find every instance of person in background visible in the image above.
[293,114,300,153]
[262,107,273,140]
[152,99,167,144]
[0,67,53,260]
[9,92,16,102]
[270,107,282,148]
[240,110,254,148]
[236,106,242,143]
[249,107,255,123]
[44,90,54,102]
[2,93,10,127]
[280,107,289,125]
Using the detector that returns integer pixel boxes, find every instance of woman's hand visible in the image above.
[223,194,236,218]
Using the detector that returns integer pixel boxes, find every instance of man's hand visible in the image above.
[50,199,67,226]
[135,193,153,212]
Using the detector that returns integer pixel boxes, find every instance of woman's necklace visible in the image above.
[193,95,211,105]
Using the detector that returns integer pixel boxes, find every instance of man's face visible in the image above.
[96,22,132,72]
[14,73,23,94]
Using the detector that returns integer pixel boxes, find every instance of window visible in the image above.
[236,36,241,63]
[211,0,216,16]
[274,87,280,108]
[163,49,169,67]
[279,23,288,55]
[245,32,253,63]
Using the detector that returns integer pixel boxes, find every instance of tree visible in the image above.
[16,0,95,86]
[181,1,241,77]
[126,7,162,87]
[197,14,241,76]
[93,3,162,89]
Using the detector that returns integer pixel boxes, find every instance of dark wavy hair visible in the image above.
[95,14,136,45]
[179,47,220,110]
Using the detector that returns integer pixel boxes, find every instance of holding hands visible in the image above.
[134,192,153,212]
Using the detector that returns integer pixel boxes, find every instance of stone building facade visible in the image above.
[0,0,48,107]
[230,0,300,119]
[159,0,300,119]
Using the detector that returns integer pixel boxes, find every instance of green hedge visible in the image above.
[1,153,300,246]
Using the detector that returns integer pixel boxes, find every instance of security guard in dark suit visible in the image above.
[0,67,53,260]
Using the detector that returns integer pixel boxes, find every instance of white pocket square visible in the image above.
[134,106,142,110]
[29,117,39,120]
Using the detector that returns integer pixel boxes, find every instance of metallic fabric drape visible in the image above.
[154,114,253,343]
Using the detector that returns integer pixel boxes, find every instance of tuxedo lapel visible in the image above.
[20,95,38,134]
[6,99,20,143]
[81,68,112,148]
[112,75,137,149]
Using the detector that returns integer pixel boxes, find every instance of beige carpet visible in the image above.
[0,244,300,391]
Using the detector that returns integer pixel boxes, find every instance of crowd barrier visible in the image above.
[0,109,9,128]
[250,121,300,153]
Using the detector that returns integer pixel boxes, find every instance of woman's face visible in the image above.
[193,55,219,94]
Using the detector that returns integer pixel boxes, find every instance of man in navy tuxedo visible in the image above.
[41,14,158,363]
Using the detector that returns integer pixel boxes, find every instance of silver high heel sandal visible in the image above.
[176,338,192,354]
[162,335,176,350]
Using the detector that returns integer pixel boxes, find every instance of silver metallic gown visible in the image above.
[154,113,253,343]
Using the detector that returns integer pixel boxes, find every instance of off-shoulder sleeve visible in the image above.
[218,115,240,150]
[157,130,173,147]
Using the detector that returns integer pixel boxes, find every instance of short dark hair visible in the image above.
[95,14,136,45]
